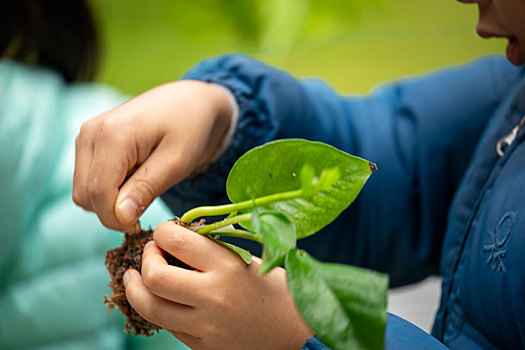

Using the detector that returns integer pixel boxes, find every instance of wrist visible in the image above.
[208,84,238,162]
[209,83,234,133]
[191,81,237,174]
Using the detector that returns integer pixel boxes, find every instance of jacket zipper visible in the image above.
[496,114,525,156]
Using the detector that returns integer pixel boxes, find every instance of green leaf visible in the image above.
[285,250,388,350]
[226,139,375,239]
[317,262,388,349]
[252,211,296,274]
[211,238,253,265]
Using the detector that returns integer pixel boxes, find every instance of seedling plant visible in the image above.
[178,139,388,350]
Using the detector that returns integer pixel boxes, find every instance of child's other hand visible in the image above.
[124,221,313,350]
[73,81,232,232]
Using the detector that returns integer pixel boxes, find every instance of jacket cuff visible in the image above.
[208,83,239,163]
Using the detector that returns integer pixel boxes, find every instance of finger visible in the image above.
[124,269,198,335]
[141,241,205,306]
[87,127,135,231]
[72,123,96,211]
[153,221,240,272]
[115,142,192,228]
[168,330,202,349]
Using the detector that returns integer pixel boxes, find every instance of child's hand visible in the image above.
[123,221,313,350]
[73,81,233,232]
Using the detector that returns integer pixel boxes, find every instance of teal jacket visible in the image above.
[0,60,186,350]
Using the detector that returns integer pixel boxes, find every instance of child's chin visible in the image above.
[506,38,525,66]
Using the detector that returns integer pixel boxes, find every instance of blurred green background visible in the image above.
[89,0,505,95]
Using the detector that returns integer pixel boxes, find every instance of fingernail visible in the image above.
[123,270,130,287]
[118,197,138,224]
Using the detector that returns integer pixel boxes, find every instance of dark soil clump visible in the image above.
[105,229,160,336]
[105,221,194,336]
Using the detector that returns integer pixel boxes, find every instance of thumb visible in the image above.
[115,154,186,230]
[115,177,155,230]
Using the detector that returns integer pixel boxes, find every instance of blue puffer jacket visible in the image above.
[0,60,187,350]
[162,54,525,349]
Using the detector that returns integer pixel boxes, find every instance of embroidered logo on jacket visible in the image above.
[483,211,515,272]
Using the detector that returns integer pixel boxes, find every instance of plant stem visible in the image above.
[207,229,263,243]
[197,213,252,234]
[180,188,303,224]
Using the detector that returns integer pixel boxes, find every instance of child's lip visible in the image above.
[476,28,508,39]
[475,22,513,39]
